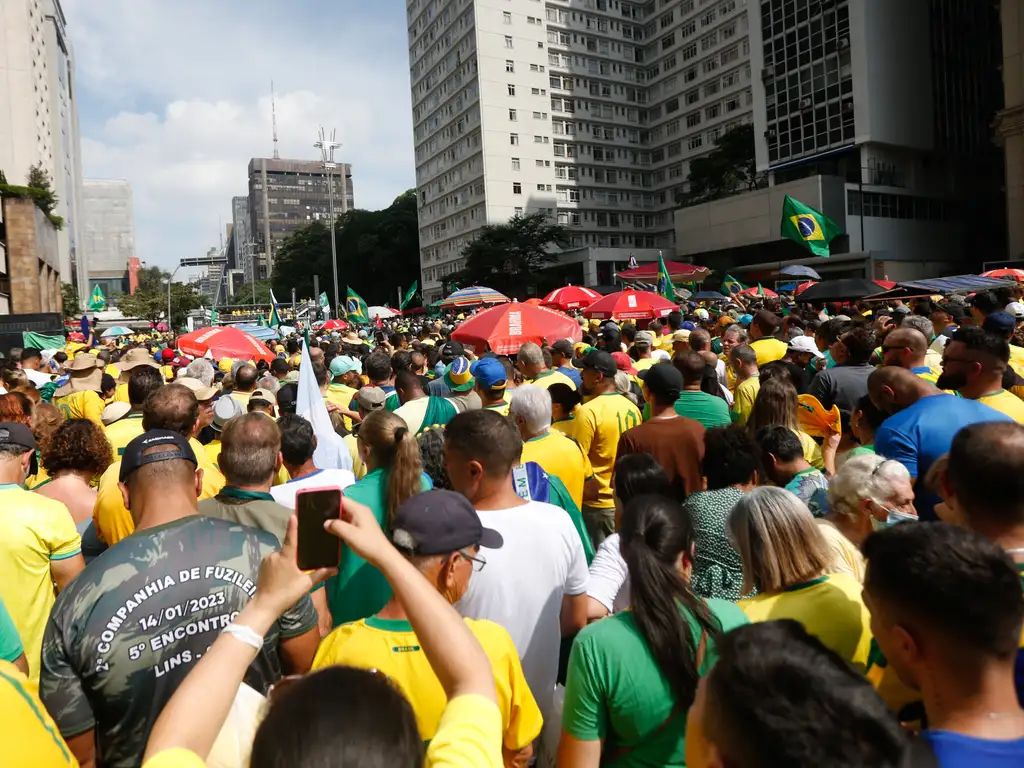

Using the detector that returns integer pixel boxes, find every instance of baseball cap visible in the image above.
[635,330,655,346]
[1006,302,1024,320]
[356,386,387,411]
[738,314,754,327]
[611,351,637,375]
[439,340,466,363]
[983,311,1016,336]
[0,422,36,451]
[330,355,362,377]
[470,358,507,390]
[276,383,298,414]
[550,338,575,357]
[638,362,683,400]
[694,308,710,321]
[160,349,175,362]
[443,357,475,392]
[671,329,691,343]
[212,395,245,431]
[176,376,218,401]
[391,490,503,556]
[788,336,825,359]
[119,430,198,482]
[573,349,617,377]
[250,389,275,404]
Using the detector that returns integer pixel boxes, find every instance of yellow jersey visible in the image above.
[54,390,105,426]
[325,383,358,431]
[528,369,577,391]
[343,434,366,480]
[574,393,641,509]
[204,439,222,467]
[0,660,78,766]
[0,486,80,683]
[632,357,658,373]
[551,416,577,439]
[975,389,1024,424]
[521,430,594,511]
[94,438,225,545]
[732,376,761,427]
[739,572,873,673]
[482,400,511,417]
[312,615,542,752]
[112,382,131,404]
[104,412,145,457]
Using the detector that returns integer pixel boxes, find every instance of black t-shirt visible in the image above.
[40,516,316,768]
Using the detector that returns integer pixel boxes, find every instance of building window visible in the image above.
[513,182,522,194]
[706,104,720,119]
[510,133,519,145]
[506,60,515,73]
[508,84,516,96]
[688,135,703,149]
[509,109,518,121]
[515,206,524,215]
[662,33,675,50]
[505,35,513,48]
[686,112,701,128]
[512,157,521,171]
[503,11,511,24]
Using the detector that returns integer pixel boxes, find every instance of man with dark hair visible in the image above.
[868,367,1011,520]
[667,310,684,332]
[549,339,583,386]
[270,414,354,511]
[364,352,399,409]
[729,344,760,427]
[427,340,465,391]
[40,430,318,768]
[684,621,910,768]
[19,347,52,387]
[755,425,829,516]
[104,366,165,456]
[230,363,259,408]
[970,290,1001,325]
[939,326,1024,422]
[620,363,705,499]
[270,357,290,382]
[444,410,588,732]
[393,369,457,437]
[808,325,877,434]
[95,384,227,546]
[863,523,1024,765]
[747,309,788,365]
[673,351,731,429]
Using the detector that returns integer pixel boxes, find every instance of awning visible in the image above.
[866,274,1017,301]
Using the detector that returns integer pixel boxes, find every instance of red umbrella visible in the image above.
[524,298,544,306]
[321,319,350,331]
[176,326,274,363]
[794,281,818,296]
[615,260,710,282]
[542,285,602,310]
[451,301,582,355]
[738,286,779,298]
[583,290,678,321]
[981,268,1024,282]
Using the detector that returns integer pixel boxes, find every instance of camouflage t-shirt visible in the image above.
[39,516,317,768]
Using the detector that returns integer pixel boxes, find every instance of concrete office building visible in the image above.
[0,0,86,307]
[81,179,136,299]
[676,0,1003,281]
[407,0,755,302]
[247,158,354,279]
[231,195,254,283]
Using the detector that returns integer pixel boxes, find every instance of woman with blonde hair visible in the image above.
[729,486,874,672]
[324,409,431,627]
[748,378,833,473]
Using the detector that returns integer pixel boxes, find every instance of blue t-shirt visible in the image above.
[557,365,583,387]
[924,730,1024,767]
[874,394,1012,521]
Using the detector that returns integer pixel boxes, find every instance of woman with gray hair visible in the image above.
[820,453,916,581]
[730,486,874,673]
[183,358,215,387]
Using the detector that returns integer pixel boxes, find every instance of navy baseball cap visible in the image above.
[120,429,198,482]
[391,490,503,555]
[983,311,1016,337]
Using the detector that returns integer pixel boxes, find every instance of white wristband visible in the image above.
[222,622,265,650]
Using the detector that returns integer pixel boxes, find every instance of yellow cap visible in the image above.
[218,357,235,373]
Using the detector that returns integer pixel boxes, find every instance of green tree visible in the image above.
[680,123,764,207]
[452,212,569,298]
[271,190,421,308]
[234,280,273,306]
[61,282,80,316]
[26,163,63,229]
[116,266,205,330]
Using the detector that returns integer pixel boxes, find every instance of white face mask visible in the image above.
[871,506,918,530]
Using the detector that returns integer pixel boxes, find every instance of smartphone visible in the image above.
[296,488,342,570]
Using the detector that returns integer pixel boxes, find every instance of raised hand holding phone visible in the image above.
[296,487,343,571]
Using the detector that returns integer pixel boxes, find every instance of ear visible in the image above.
[275,452,283,472]
[194,468,204,498]
[119,481,130,512]
[468,459,485,479]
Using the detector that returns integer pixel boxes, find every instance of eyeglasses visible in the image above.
[455,550,487,573]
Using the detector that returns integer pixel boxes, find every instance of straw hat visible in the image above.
[117,348,160,381]
[101,402,132,427]
[53,355,103,397]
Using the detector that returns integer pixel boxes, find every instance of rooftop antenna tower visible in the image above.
[271,80,280,159]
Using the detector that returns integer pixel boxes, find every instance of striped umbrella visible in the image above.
[439,286,510,308]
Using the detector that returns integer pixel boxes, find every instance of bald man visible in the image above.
[880,328,939,384]
[868,367,1012,521]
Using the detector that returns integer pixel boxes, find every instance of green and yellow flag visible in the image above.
[87,285,105,311]
[781,195,842,258]
[656,252,675,302]
[722,274,745,296]
[345,287,369,323]
[400,281,419,310]
[268,290,282,328]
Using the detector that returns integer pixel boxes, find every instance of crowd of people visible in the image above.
[2,286,1024,768]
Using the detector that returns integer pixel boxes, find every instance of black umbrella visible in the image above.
[692,291,730,300]
[794,279,887,303]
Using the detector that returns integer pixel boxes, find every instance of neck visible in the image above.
[287,460,318,481]
[961,376,1003,400]
[738,366,758,381]
[227,480,273,493]
[375,597,410,621]
[972,521,1024,559]
[134,490,198,532]
[683,383,702,391]
[908,357,927,370]
[0,462,24,486]
[648,401,678,419]
[922,660,1024,738]
[828,512,871,547]
[778,460,810,485]
[591,382,617,396]
[522,426,549,441]
[52,469,96,485]
[471,476,527,511]
[406,390,426,402]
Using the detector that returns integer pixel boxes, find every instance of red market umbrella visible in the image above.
[615,260,710,282]
[451,301,582,355]
[583,289,678,321]
[524,298,544,306]
[176,326,275,363]
[981,268,1024,282]
[321,319,350,331]
[794,281,819,296]
[542,285,602,311]
[874,280,897,290]
[738,286,779,298]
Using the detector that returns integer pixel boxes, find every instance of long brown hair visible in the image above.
[749,378,800,433]
[358,410,422,526]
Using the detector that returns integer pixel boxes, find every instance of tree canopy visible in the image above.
[271,190,420,309]
[679,123,764,207]
[115,266,205,329]
[451,212,569,298]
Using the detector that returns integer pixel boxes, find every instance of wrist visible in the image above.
[238,599,279,635]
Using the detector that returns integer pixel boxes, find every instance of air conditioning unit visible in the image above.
[761,66,774,80]
[799,98,812,110]
[838,36,851,50]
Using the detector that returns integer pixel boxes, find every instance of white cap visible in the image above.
[1006,302,1024,320]
[788,335,824,359]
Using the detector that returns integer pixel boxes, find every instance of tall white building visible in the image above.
[407,0,755,302]
[0,0,85,304]
[81,179,135,300]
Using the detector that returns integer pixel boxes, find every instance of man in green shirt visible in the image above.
[670,352,731,429]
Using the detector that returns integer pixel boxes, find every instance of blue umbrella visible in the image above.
[779,265,822,280]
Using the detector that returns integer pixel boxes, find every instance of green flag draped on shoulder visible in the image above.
[655,252,675,302]
[87,285,105,311]
[345,287,369,324]
[400,281,419,310]
[780,195,842,258]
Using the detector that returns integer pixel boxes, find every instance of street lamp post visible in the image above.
[314,127,343,319]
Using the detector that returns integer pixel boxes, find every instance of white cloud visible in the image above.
[63,0,416,272]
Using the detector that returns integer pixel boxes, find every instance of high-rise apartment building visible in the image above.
[0,0,86,306]
[407,0,755,302]
[231,195,254,282]
[246,158,354,279]
[80,179,136,299]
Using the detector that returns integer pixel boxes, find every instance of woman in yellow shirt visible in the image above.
[748,377,828,471]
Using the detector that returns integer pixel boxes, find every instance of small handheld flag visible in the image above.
[345,287,369,323]
[401,281,419,310]
[722,274,745,296]
[780,196,842,258]
[656,252,675,302]
[319,291,331,319]
[87,285,106,311]
[268,290,282,328]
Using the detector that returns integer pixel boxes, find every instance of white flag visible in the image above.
[296,338,352,471]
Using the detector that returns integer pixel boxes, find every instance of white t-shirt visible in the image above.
[270,468,356,511]
[586,533,631,614]
[24,368,53,388]
[457,499,589,720]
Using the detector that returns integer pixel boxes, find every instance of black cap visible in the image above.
[638,362,684,400]
[0,422,36,451]
[391,490,503,555]
[550,339,575,356]
[439,340,465,363]
[983,311,1016,337]
[573,349,618,377]
[277,383,298,414]
[120,429,198,482]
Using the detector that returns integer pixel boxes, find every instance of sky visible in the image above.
[63,0,416,276]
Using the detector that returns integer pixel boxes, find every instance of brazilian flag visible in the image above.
[780,195,842,258]
[87,285,105,311]
[655,252,675,302]
[345,287,369,324]
[722,274,745,295]
[268,290,282,328]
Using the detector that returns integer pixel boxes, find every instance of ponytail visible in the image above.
[620,494,721,709]
[360,411,424,527]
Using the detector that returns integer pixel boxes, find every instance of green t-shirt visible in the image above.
[846,444,876,458]
[326,468,433,626]
[562,599,749,767]
[673,390,732,430]
[0,595,23,663]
